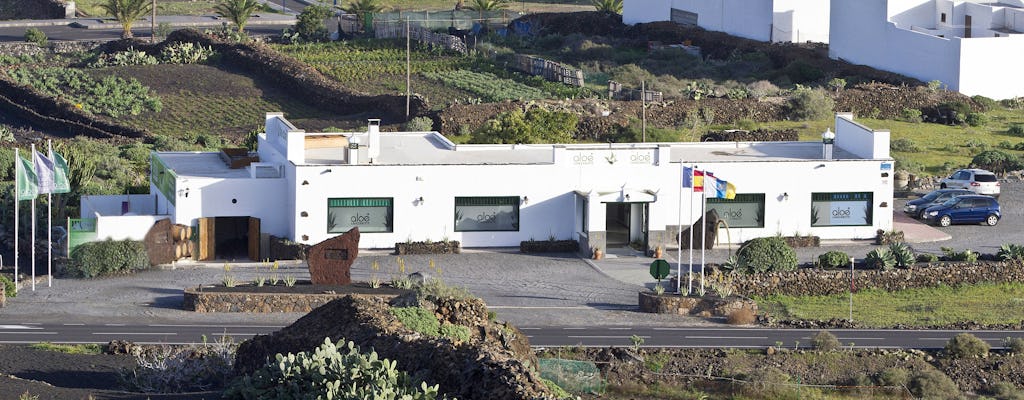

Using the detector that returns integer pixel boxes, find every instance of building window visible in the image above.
[327,198,393,233]
[940,12,946,23]
[455,196,520,232]
[811,192,873,227]
[707,194,765,228]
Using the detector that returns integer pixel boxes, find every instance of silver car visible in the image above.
[939,169,1000,198]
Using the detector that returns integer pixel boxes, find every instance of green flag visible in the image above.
[16,153,38,201]
[51,149,70,194]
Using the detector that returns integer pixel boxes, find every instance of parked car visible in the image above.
[903,189,973,218]
[939,168,1000,198]
[921,195,1000,227]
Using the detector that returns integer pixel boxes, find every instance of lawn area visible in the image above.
[756,282,1024,327]
[76,0,222,17]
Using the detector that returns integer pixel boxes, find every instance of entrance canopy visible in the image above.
[576,188,659,203]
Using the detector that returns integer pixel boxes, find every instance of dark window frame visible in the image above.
[454,196,521,232]
[327,197,394,233]
[811,192,874,227]
[707,193,766,228]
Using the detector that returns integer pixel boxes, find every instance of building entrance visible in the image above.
[197,216,260,261]
[604,202,649,250]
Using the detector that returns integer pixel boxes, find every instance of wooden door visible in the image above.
[198,217,215,261]
[965,15,972,38]
[248,217,260,261]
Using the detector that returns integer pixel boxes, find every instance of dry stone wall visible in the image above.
[731,260,1024,297]
[182,288,402,313]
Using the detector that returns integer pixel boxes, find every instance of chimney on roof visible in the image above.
[367,119,381,163]
[822,128,835,161]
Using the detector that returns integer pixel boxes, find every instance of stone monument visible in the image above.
[307,227,360,285]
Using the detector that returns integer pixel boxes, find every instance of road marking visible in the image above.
[488,306,590,309]
[211,332,260,336]
[0,325,43,330]
[686,336,769,339]
[92,332,177,336]
[609,328,633,330]
[836,337,884,340]
[63,323,85,326]
[567,335,651,339]
[563,327,586,330]
[149,324,286,328]
[519,328,541,330]
[104,324,126,326]
[0,332,57,335]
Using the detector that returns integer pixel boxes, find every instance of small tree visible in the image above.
[787,86,834,121]
[465,0,508,26]
[945,333,990,358]
[24,27,47,46]
[295,4,332,42]
[971,149,1022,174]
[827,77,847,93]
[99,0,154,39]
[214,0,262,33]
[811,330,841,351]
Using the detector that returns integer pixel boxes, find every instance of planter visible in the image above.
[394,240,461,255]
[520,239,579,253]
[593,248,603,260]
[638,291,757,317]
[783,235,820,247]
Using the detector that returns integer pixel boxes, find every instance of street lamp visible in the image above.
[822,127,835,160]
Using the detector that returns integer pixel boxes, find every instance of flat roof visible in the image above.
[669,141,858,162]
[159,152,251,179]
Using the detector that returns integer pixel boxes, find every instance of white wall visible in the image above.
[958,35,1024,99]
[95,215,167,241]
[172,176,290,237]
[774,0,831,43]
[623,0,776,42]
[835,113,891,159]
[623,0,672,25]
[81,194,160,217]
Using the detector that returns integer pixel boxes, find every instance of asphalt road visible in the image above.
[2,322,1023,350]
[0,24,292,42]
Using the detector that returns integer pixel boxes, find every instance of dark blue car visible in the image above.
[903,189,973,219]
[921,195,1001,227]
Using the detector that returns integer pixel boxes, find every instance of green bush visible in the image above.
[990,382,1024,400]
[439,323,471,342]
[865,248,896,270]
[0,275,16,298]
[786,86,834,121]
[877,367,910,387]
[1009,124,1024,137]
[89,48,158,68]
[891,138,921,152]
[783,60,824,83]
[67,239,149,278]
[937,101,972,125]
[811,330,840,351]
[24,27,47,46]
[908,369,960,399]
[737,236,798,273]
[404,116,434,131]
[817,251,849,269]
[1004,337,1024,354]
[889,242,915,268]
[295,4,331,42]
[471,108,577,144]
[972,95,1000,111]
[998,244,1024,261]
[224,338,443,400]
[898,108,923,123]
[942,247,979,262]
[972,150,1023,173]
[159,42,216,64]
[966,112,989,127]
[8,67,162,118]
[946,333,990,358]
[389,306,440,337]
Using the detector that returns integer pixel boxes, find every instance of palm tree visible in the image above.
[214,0,262,33]
[344,0,384,31]
[465,0,507,25]
[592,0,622,14]
[99,0,153,39]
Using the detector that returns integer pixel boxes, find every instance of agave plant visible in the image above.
[592,0,623,14]
[865,248,896,270]
[889,242,916,268]
[997,243,1024,261]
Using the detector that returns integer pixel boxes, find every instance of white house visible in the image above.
[80,113,893,261]
[830,0,1024,99]
[623,0,831,43]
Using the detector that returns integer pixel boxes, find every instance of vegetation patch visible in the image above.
[7,67,162,118]
[28,342,103,355]
[67,239,149,278]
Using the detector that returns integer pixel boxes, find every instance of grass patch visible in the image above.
[756,282,1024,327]
[75,0,220,17]
[29,342,103,355]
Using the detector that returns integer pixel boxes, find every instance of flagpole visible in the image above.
[14,148,19,288]
[31,144,37,292]
[676,162,683,294]
[700,178,707,294]
[47,140,53,287]
[687,165,695,295]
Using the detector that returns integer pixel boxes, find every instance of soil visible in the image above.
[0,345,217,400]
[195,280,411,295]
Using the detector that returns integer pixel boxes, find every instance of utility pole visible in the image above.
[641,80,646,142]
[405,17,411,119]
[151,0,157,43]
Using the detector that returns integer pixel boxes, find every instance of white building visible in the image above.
[623,0,830,43]
[81,113,893,261]
[830,0,1024,99]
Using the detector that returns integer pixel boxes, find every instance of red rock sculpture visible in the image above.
[307,227,360,285]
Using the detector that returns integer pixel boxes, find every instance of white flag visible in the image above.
[33,148,56,195]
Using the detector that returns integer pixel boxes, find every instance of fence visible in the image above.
[511,54,585,87]
[368,10,525,31]
[67,218,97,256]
[608,80,663,101]
[373,20,468,54]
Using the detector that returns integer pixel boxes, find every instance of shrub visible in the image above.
[941,247,978,262]
[817,251,849,269]
[736,236,798,273]
[784,60,824,83]
[224,338,441,400]
[972,95,1000,111]
[889,242,915,268]
[542,378,572,399]
[990,382,1024,400]
[727,307,756,325]
[828,77,847,92]
[1009,124,1024,137]
[295,5,332,42]
[1003,97,1024,110]
[746,80,780,98]
[908,369,960,399]
[0,275,15,298]
[159,42,216,64]
[389,306,440,337]
[865,248,896,270]
[936,101,972,125]
[471,108,577,144]
[966,112,989,127]
[439,323,471,342]
[786,86,834,121]
[945,333,990,358]
[121,337,236,392]
[89,48,158,68]
[998,244,1024,261]
[24,27,46,46]
[743,367,797,399]
[1004,337,1024,354]
[927,80,943,92]
[877,367,910,387]
[811,330,840,351]
[890,138,921,152]
[68,239,149,278]
[972,150,1023,173]
[898,108,923,123]
[404,116,434,131]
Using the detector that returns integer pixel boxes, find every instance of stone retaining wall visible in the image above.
[638,291,757,317]
[731,260,1024,297]
[182,288,401,312]
[0,41,102,57]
